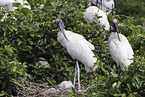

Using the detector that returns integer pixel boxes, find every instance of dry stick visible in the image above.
[10,80,51,96]
[84,84,95,92]
[115,15,129,18]
[24,80,50,88]
[10,80,37,91]
[31,10,37,12]
[78,84,95,93]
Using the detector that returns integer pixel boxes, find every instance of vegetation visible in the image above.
[0,0,144,96]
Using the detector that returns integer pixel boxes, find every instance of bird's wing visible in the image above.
[83,12,95,23]
[118,42,134,67]
[70,32,95,50]
[86,41,95,50]
[66,38,96,71]
[119,34,134,57]
[97,10,110,30]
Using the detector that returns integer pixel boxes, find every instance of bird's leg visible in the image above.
[74,62,77,89]
[76,60,80,91]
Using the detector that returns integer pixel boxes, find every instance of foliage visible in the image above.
[0,0,145,96]
[114,0,145,25]
[0,45,29,96]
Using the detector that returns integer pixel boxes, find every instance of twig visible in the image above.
[24,80,50,88]
[31,10,37,12]
[10,80,37,91]
[115,15,129,18]
[78,84,95,93]
[84,84,95,92]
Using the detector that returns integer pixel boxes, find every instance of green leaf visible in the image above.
[9,25,18,31]
[0,91,6,96]
[128,93,141,97]
[121,63,127,70]
[127,83,132,92]
[112,82,117,88]
[39,4,44,9]
[121,93,126,97]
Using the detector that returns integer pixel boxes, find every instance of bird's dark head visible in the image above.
[55,18,64,30]
[54,18,64,31]
[55,18,61,23]
[112,19,118,32]
[112,19,121,41]
[55,18,69,41]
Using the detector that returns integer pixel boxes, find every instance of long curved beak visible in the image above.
[59,23,69,41]
[115,23,121,41]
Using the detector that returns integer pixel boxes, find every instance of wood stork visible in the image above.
[55,18,97,91]
[0,0,31,21]
[91,0,114,14]
[108,19,134,70]
[83,5,110,30]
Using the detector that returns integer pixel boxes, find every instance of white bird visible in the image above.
[56,18,97,91]
[59,81,74,91]
[108,19,134,70]
[0,0,31,21]
[91,0,114,14]
[83,6,110,30]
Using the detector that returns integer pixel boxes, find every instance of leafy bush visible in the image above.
[0,0,144,96]
[0,45,28,96]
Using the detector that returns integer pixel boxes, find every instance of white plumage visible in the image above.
[56,18,97,91]
[83,6,110,30]
[92,0,114,14]
[108,19,134,70]
[0,0,31,21]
